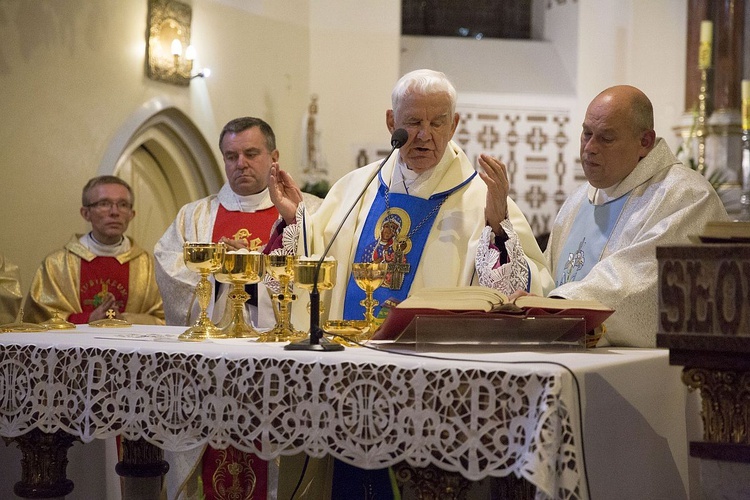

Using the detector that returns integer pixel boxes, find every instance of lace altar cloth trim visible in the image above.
[0,344,581,499]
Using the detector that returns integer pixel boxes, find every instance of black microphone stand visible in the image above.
[285,129,409,351]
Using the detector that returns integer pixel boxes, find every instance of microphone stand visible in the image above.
[285,129,408,351]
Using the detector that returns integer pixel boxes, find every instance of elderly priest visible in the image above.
[267,68,554,498]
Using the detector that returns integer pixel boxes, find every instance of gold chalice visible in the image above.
[259,255,304,342]
[180,242,226,341]
[352,262,388,336]
[295,257,336,305]
[214,250,264,338]
[295,257,336,318]
[285,257,343,351]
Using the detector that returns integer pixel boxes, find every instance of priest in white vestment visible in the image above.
[493,85,729,347]
[154,117,322,500]
[267,69,555,498]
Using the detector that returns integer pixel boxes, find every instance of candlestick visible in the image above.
[698,20,712,69]
[741,80,750,219]
[742,80,750,131]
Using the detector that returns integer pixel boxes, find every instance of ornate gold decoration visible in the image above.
[352,262,387,337]
[393,463,473,499]
[694,67,711,176]
[259,255,305,342]
[683,368,750,443]
[11,429,77,498]
[214,251,264,339]
[393,463,537,499]
[40,310,76,330]
[0,309,48,332]
[211,448,257,500]
[180,242,226,341]
[89,308,132,328]
[146,0,193,86]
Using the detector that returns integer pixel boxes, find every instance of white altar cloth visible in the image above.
[0,325,696,500]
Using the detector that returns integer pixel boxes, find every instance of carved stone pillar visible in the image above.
[393,463,473,500]
[392,463,536,500]
[115,438,169,500]
[10,429,77,499]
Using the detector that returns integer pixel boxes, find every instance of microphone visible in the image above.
[285,128,409,351]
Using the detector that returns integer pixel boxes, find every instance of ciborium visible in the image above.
[214,250,264,338]
[259,255,304,342]
[352,262,388,336]
[180,242,226,341]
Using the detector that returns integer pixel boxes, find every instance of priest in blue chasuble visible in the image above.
[267,69,554,499]
[507,85,728,348]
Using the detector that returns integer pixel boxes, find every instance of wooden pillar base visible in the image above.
[115,438,169,500]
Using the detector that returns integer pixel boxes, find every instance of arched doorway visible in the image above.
[102,104,223,253]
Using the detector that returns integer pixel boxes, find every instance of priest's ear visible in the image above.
[638,129,656,158]
[386,109,395,134]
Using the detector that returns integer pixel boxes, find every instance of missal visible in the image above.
[371,286,614,341]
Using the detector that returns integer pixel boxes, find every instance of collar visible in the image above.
[217,183,274,212]
[80,232,131,257]
[386,141,466,198]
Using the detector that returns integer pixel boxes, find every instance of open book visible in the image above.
[371,286,614,341]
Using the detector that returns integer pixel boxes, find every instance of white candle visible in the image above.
[700,20,713,44]
[698,20,712,69]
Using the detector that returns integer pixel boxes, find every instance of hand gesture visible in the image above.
[89,292,118,321]
[269,162,304,224]
[477,154,509,235]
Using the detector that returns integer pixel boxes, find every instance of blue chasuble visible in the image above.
[342,175,470,320]
[555,192,630,286]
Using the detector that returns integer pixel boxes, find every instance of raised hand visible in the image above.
[477,154,509,235]
[268,162,304,224]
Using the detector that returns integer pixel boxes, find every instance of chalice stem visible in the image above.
[360,292,379,328]
[195,274,213,327]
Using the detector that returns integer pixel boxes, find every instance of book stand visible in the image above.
[393,314,587,352]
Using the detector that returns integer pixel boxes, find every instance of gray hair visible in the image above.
[391,69,457,116]
[82,176,134,206]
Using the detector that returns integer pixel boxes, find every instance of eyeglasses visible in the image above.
[85,200,133,212]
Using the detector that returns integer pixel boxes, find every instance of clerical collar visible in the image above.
[80,232,131,257]
[217,182,273,212]
[590,180,625,205]
[389,147,455,197]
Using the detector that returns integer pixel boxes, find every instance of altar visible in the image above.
[0,325,697,499]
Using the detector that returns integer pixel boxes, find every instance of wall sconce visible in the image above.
[146,0,203,86]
